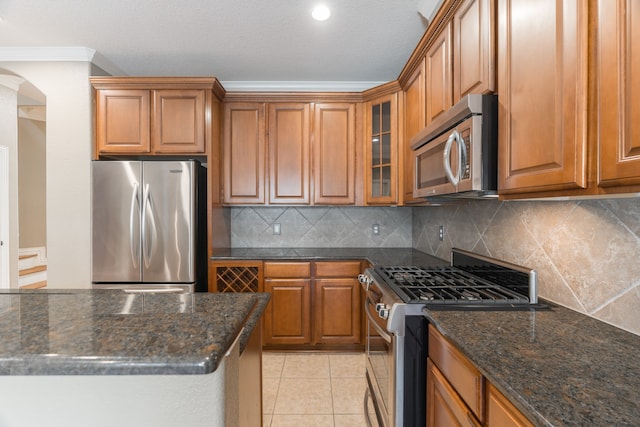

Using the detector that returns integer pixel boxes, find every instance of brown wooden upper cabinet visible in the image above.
[222,99,358,206]
[365,92,399,205]
[313,103,357,205]
[453,0,495,101]
[402,60,426,205]
[596,0,640,189]
[399,0,494,204]
[497,0,588,195]
[91,77,218,156]
[425,22,453,126]
[268,103,311,204]
[498,0,640,198]
[223,102,266,204]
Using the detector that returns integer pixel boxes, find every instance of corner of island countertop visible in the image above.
[0,289,270,376]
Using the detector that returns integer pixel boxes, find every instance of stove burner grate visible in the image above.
[377,265,530,304]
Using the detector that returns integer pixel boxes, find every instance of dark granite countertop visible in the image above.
[0,289,269,376]
[424,306,640,427]
[211,247,445,266]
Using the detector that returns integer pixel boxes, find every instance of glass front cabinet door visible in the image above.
[365,93,398,204]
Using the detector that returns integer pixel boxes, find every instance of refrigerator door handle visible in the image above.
[142,183,159,269]
[129,182,140,268]
[142,183,151,268]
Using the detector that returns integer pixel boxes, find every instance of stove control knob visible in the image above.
[357,274,371,285]
[375,303,385,313]
[378,307,390,319]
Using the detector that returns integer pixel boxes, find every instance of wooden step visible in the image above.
[19,281,47,289]
[19,254,38,261]
[19,265,47,276]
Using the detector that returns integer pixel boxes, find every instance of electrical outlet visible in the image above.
[273,223,281,235]
[438,225,444,241]
[372,224,380,235]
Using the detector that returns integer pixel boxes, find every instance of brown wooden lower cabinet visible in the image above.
[314,261,362,346]
[427,325,533,427]
[486,382,534,427]
[427,358,482,427]
[263,275,313,346]
[263,260,363,350]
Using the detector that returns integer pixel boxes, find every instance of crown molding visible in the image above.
[0,46,96,62]
[220,80,386,92]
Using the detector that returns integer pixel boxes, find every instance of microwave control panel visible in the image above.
[460,128,471,180]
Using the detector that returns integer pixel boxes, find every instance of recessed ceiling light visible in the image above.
[312,5,331,21]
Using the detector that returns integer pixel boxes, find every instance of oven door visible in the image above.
[364,289,395,427]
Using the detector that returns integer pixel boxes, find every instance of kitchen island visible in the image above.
[0,289,269,426]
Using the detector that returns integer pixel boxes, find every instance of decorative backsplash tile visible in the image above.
[413,199,640,335]
[229,199,639,335]
[231,206,412,248]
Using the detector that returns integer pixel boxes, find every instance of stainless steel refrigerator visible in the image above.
[92,160,207,292]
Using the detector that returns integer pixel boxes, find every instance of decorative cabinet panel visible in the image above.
[497,0,588,194]
[597,0,640,188]
[222,102,266,204]
[313,103,356,205]
[91,77,216,157]
[425,22,453,126]
[365,93,398,205]
[268,103,311,204]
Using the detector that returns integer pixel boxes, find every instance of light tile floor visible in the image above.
[262,352,375,427]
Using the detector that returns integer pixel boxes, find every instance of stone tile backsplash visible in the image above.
[231,206,412,248]
[229,200,639,335]
[413,199,640,335]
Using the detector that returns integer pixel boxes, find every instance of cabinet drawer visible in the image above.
[315,261,361,278]
[428,324,484,421]
[264,262,311,278]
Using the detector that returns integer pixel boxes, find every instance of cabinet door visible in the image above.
[268,103,311,204]
[497,0,588,193]
[486,383,534,427]
[223,103,266,204]
[597,0,640,187]
[96,89,151,154]
[263,278,312,346]
[427,359,482,427]
[366,94,398,204]
[426,22,453,126]
[403,59,426,204]
[313,103,356,205]
[153,90,206,154]
[314,278,361,345]
[453,0,495,101]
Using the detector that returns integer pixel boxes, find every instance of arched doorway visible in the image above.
[0,71,47,289]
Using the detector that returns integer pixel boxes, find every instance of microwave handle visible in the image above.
[443,130,461,186]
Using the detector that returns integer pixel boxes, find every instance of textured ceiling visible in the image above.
[0,0,438,89]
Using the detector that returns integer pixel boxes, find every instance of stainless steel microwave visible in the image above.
[410,94,498,199]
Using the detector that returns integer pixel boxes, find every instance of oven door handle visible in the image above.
[365,296,392,343]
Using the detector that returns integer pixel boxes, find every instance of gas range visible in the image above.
[360,249,543,427]
[362,248,539,311]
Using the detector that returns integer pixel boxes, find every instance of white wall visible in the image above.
[0,62,93,288]
[0,77,21,288]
